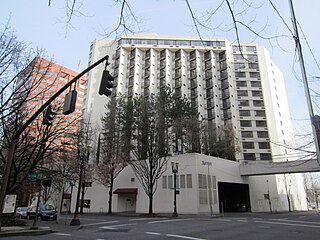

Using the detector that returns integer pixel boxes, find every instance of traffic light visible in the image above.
[63,90,77,115]
[99,70,114,97]
[42,105,55,125]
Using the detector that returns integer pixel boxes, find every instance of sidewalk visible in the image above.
[0,214,78,238]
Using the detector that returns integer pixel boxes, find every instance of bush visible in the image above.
[0,214,26,226]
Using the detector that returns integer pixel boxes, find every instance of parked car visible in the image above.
[27,204,57,221]
[15,207,28,219]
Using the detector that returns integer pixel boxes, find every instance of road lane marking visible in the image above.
[209,219,231,222]
[237,220,248,222]
[269,218,320,225]
[100,223,137,229]
[166,234,207,240]
[52,233,72,236]
[130,217,168,221]
[81,220,119,227]
[255,220,320,228]
[149,218,192,224]
[146,232,162,235]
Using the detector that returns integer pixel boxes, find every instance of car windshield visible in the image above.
[42,205,54,210]
[20,207,28,211]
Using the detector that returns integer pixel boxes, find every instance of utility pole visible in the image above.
[288,0,320,165]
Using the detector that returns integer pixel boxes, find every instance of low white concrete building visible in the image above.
[73,153,307,215]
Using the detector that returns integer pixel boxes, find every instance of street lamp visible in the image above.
[70,144,90,226]
[68,180,75,214]
[171,161,179,217]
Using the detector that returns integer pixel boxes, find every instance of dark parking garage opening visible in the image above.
[218,182,251,213]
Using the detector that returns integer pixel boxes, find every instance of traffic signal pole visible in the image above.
[0,55,109,231]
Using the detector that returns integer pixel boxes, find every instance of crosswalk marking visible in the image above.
[146,232,162,235]
[166,233,207,240]
[148,218,192,224]
[81,220,119,227]
[255,220,320,228]
[100,223,137,229]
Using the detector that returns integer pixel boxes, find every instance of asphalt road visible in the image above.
[4,212,320,240]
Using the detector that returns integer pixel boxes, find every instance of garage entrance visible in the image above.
[218,182,251,213]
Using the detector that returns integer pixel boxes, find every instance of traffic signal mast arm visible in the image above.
[0,55,110,227]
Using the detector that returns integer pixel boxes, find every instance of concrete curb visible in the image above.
[0,227,53,238]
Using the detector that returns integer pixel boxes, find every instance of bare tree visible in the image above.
[130,93,169,215]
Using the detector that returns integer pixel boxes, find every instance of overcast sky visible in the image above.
[1,0,319,149]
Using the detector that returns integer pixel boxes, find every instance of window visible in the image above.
[222,89,230,98]
[253,100,264,107]
[239,100,249,106]
[243,142,255,149]
[242,131,253,138]
[250,72,260,78]
[260,153,272,160]
[199,190,208,204]
[240,120,252,127]
[256,120,267,127]
[211,176,217,190]
[186,174,192,188]
[198,174,207,189]
[233,54,245,61]
[168,175,173,189]
[244,153,256,160]
[233,45,243,51]
[248,63,259,70]
[239,110,250,117]
[251,81,261,87]
[205,60,211,69]
[236,81,247,87]
[180,175,186,188]
[235,72,246,78]
[162,176,167,189]
[238,90,248,97]
[259,142,270,149]
[223,109,232,119]
[221,79,229,89]
[234,63,246,69]
[247,54,258,61]
[246,46,257,52]
[257,131,269,138]
[252,91,263,97]
[255,110,266,117]
[223,99,230,109]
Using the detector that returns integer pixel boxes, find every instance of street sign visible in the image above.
[27,172,42,180]
[2,194,16,213]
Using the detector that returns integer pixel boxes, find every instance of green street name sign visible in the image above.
[27,172,42,180]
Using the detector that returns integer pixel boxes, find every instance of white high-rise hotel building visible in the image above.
[81,33,307,213]
[85,33,293,163]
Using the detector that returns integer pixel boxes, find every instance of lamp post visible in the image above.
[70,144,90,225]
[171,161,179,217]
[69,150,84,225]
[68,181,75,214]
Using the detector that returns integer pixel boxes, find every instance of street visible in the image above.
[4,212,320,240]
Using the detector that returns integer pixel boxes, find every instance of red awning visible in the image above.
[113,188,138,195]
